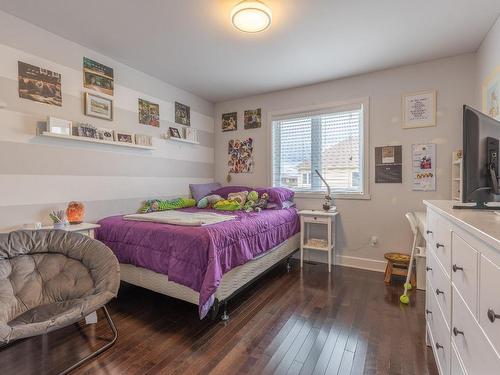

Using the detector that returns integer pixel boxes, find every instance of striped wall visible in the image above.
[0,11,215,231]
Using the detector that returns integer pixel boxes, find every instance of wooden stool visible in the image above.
[384,252,416,286]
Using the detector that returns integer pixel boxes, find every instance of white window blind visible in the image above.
[272,105,364,194]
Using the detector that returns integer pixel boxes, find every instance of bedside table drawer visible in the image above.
[302,215,330,224]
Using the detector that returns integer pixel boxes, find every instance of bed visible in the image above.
[96,207,300,319]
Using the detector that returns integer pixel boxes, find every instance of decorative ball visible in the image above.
[66,201,85,224]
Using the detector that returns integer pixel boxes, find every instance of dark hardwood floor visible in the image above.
[0,260,438,375]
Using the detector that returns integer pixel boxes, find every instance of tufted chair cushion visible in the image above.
[0,230,120,344]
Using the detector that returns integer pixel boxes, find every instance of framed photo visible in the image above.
[85,92,113,121]
[244,108,261,129]
[482,67,500,120]
[135,134,153,146]
[18,61,62,106]
[222,112,237,132]
[169,127,182,138]
[114,131,135,144]
[138,98,160,127]
[175,102,190,126]
[402,90,436,129]
[47,117,72,135]
[77,123,98,139]
[184,127,198,142]
[83,57,114,96]
[97,128,114,141]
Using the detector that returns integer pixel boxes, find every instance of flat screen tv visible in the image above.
[456,105,500,210]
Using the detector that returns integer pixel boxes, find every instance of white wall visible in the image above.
[476,15,500,107]
[214,54,476,270]
[0,11,215,231]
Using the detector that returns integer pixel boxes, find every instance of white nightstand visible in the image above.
[41,223,100,239]
[299,210,338,272]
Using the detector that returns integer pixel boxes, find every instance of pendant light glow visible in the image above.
[231,1,272,33]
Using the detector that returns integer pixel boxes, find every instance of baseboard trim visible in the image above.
[335,255,386,273]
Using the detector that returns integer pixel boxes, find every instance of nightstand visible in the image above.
[41,223,100,239]
[299,210,338,272]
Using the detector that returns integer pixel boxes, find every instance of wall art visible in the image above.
[175,102,190,126]
[228,138,254,173]
[244,108,262,129]
[402,90,436,129]
[18,61,62,106]
[139,98,160,127]
[83,57,114,96]
[222,112,237,131]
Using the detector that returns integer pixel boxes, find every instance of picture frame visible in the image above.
[47,116,72,136]
[96,128,114,141]
[114,131,135,144]
[175,102,190,126]
[83,57,114,96]
[84,92,113,121]
[184,127,198,142]
[222,112,237,132]
[77,123,98,139]
[18,61,62,107]
[482,67,500,120]
[402,90,436,129]
[138,98,160,127]
[135,134,153,146]
[169,127,182,138]
[244,108,262,129]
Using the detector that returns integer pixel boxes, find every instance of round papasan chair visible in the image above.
[0,230,120,374]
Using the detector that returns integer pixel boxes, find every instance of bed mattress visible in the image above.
[96,207,300,318]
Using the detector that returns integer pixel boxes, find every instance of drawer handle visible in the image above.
[426,230,433,235]
[487,309,500,323]
[426,266,432,271]
[436,243,444,249]
[453,327,464,336]
[425,309,432,315]
[452,264,464,272]
[435,342,443,350]
[435,289,444,296]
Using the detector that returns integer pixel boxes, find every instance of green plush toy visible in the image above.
[213,199,241,211]
[139,198,196,213]
[243,190,259,212]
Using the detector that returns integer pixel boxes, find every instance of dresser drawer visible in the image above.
[450,342,466,375]
[452,288,500,375]
[451,232,479,317]
[427,280,450,375]
[433,218,452,277]
[427,250,451,328]
[480,254,500,355]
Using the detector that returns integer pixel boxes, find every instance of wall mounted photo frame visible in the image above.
[138,98,160,127]
[375,145,402,183]
[244,108,262,129]
[77,123,98,139]
[84,92,113,121]
[482,67,500,120]
[96,128,114,141]
[412,143,436,191]
[18,61,62,106]
[169,127,182,138]
[222,112,237,132]
[83,57,114,96]
[114,131,135,144]
[402,90,436,129]
[175,102,190,126]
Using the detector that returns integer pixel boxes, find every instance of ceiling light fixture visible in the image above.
[231,1,272,33]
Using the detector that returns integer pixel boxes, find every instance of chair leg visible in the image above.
[410,266,417,287]
[58,305,117,375]
[384,261,393,284]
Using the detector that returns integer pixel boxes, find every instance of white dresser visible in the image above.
[424,200,500,375]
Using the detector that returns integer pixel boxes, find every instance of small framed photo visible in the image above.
[97,128,114,141]
[222,112,237,132]
[184,127,198,142]
[77,123,98,138]
[135,134,153,146]
[402,90,436,129]
[175,102,190,126]
[84,92,113,121]
[114,131,135,144]
[47,116,72,135]
[169,127,182,138]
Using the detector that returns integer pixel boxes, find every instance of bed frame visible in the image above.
[119,233,300,320]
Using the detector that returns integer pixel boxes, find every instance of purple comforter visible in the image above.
[96,208,300,318]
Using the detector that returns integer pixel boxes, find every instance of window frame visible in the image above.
[267,97,371,200]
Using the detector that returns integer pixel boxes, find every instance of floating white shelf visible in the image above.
[39,132,156,150]
[164,135,200,145]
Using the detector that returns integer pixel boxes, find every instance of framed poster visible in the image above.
[84,92,113,121]
[402,90,436,129]
[244,108,262,129]
[375,145,402,183]
[412,143,436,191]
[83,57,114,96]
[175,102,191,126]
[222,112,237,131]
[138,98,160,127]
[482,67,500,120]
[18,61,62,106]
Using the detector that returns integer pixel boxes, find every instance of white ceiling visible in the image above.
[0,0,499,103]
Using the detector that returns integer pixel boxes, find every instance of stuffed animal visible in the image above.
[197,194,223,208]
[139,198,196,213]
[213,199,241,211]
[254,192,269,212]
[227,191,248,209]
[243,190,259,212]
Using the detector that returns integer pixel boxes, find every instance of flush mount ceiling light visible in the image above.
[231,1,272,33]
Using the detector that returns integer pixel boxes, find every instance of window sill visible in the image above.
[293,191,371,200]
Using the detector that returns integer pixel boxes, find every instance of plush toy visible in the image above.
[213,199,241,211]
[197,194,223,209]
[243,190,259,212]
[254,192,269,212]
[139,198,196,213]
[227,191,248,209]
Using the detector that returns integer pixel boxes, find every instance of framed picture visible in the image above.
[114,131,135,144]
[244,108,262,129]
[77,123,98,139]
[138,98,160,127]
[402,90,436,129]
[169,127,182,138]
[85,92,113,121]
[482,67,500,120]
[83,57,114,96]
[47,117,72,135]
[222,112,237,132]
[96,128,114,141]
[135,134,153,146]
[18,61,62,106]
[184,127,198,142]
[175,102,190,126]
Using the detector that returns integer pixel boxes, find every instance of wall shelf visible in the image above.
[164,134,200,145]
[39,132,156,150]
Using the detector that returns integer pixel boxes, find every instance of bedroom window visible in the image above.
[271,99,370,199]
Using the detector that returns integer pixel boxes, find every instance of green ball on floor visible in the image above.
[400,294,410,304]
[404,282,412,291]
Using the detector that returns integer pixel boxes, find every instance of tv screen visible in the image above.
[462,105,500,205]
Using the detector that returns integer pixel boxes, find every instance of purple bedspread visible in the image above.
[96,208,300,318]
